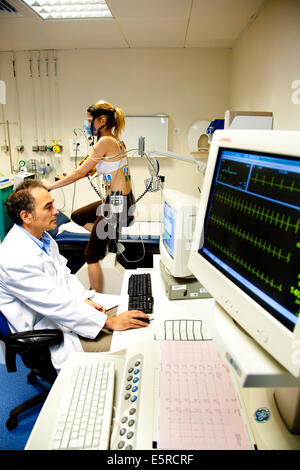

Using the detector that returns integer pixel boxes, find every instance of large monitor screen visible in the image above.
[202,147,299,332]
[188,130,300,378]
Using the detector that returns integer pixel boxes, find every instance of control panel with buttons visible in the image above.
[111,353,144,450]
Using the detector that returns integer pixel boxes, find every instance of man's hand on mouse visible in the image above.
[104,310,150,331]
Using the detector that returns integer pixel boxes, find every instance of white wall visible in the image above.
[230,0,300,130]
[1,0,299,221]
[0,48,230,219]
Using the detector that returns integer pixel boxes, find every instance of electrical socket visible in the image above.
[69,137,88,158]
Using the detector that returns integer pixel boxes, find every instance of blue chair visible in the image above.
[0,311,63,430]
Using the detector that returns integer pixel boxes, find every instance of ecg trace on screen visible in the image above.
[204,150,299,329]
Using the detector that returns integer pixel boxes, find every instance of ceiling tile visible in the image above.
[186,0,267,47]
[0,0,267,51]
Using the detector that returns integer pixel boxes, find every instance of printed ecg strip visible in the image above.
[158,341,253,450]
[163,319,207,341]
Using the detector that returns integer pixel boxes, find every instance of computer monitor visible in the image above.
[188,129,300,379]
[160,189,199,279]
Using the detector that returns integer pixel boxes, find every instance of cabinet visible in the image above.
[0,183,13,242]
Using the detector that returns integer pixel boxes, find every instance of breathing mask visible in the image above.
[88,107,116,140]
[83,119,92,136]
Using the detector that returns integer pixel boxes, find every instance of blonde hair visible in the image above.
[88,100,125,140]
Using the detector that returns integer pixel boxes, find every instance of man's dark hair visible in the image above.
[6,179,47,225]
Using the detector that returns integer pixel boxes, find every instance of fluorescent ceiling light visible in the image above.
[23,0,113,19]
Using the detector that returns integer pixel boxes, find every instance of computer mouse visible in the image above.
[134,317,150,324]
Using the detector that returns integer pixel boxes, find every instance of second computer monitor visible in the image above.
[160,189,200,279]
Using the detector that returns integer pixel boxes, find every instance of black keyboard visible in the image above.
[128,273,154,314]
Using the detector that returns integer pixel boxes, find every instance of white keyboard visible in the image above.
[26,342,160,451]
[164,319,210,341]
[50,361,114,450]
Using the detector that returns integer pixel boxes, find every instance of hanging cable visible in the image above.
[53,55,62,143]
[12,55,23,158]
[29,54,39,148]
[37,53,46,148]
[70,127,163,264]
[0,104,8,149]
[45,55,54,141]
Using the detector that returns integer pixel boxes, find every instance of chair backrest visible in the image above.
[0,311,11,340]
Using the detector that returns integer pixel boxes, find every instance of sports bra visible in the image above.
[96,156,127,175]
[95,137,127,175]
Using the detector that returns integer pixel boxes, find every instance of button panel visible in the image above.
[113,354,143,450]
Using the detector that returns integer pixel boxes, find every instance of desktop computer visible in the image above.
[188,129,300,448]
[159,189,211,300]
[25,129,300,450]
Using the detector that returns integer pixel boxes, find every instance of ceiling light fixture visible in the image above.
[23,0,113,20]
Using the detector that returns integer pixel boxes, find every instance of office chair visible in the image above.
[0,311,63,430]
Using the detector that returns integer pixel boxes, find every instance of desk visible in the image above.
[111,255,300,450]
[25,258,300,450]
[110,255,253,450]
[111,255,214,352]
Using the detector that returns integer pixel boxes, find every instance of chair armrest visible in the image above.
[5,329,63,372]
[7,329,63,350]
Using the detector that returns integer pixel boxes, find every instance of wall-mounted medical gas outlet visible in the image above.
[69,137,88,158]
[48,140,63,154]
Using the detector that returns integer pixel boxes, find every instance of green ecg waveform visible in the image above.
[210,214,291,263]
[215,192,300,234]
[252,173,300,194]
[207,237,283,293]
[220,167,238,176]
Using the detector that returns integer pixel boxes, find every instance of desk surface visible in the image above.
[110,255,214,352]
[110,257,254,450]
[110,255,300,450]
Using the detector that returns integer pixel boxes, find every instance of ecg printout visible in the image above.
[162,319,210,341]
[155,310,213,341]
[158,341,253,450]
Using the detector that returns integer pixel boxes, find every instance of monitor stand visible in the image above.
[239,387,300,450]
[212,303,300,450]
[159,260,212,300]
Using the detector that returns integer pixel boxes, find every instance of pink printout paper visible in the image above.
[158,340,253,450]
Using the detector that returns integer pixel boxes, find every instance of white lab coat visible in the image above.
[0,224,107,371]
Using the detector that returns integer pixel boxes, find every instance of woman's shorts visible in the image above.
[71,192,135,264]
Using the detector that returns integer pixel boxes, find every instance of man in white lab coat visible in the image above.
[0,180,149,371]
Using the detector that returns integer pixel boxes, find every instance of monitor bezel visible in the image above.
[188,129,300,378]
